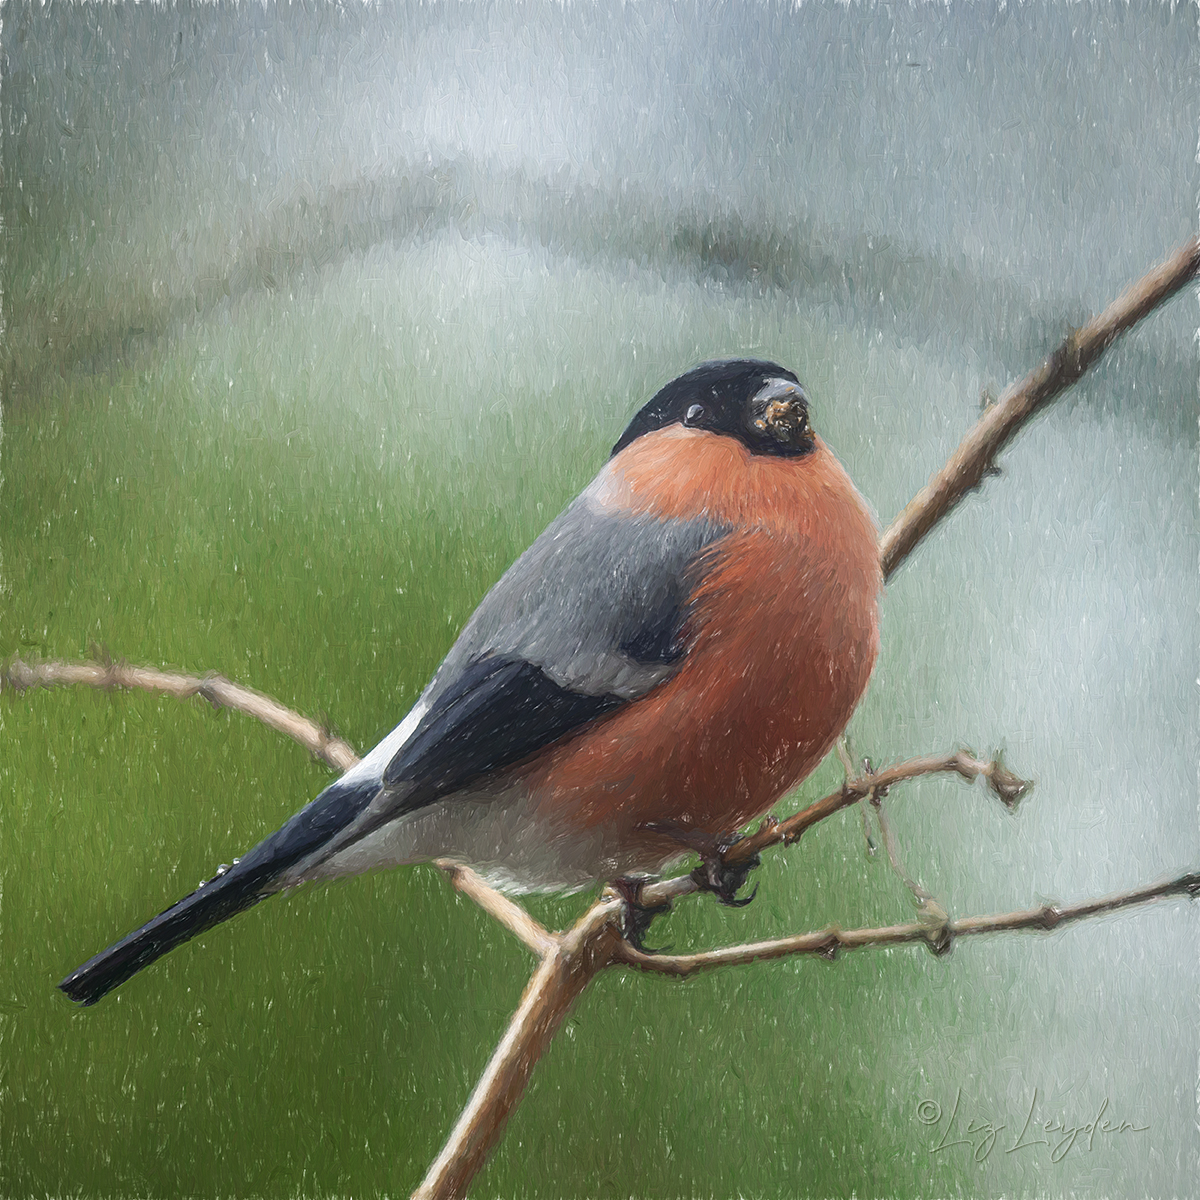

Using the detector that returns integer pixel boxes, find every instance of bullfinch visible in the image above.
[59,359,881,1005]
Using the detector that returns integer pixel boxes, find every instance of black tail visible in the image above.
[58,864,272,1005]
[59,774,381,1005]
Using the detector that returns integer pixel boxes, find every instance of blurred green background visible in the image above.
[2,3,1196,1196]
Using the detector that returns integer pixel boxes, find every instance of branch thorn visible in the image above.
[986,752,1031,810]
[918,899,953,957]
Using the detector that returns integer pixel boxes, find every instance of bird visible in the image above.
[59,359,881,1005]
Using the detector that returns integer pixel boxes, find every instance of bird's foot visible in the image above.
[610,876,673,953]
[638,820,762,908]
[689,838,761,908]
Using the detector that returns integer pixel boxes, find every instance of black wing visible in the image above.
[303,493,728,864]
[381,655,625,810]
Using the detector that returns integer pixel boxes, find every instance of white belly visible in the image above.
[290,784,681,894]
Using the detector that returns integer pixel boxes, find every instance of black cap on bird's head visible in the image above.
[612,359,815,459]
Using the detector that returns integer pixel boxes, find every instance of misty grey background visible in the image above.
[2,2,1197,1196]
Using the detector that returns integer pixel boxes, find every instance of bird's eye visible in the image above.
[685,404,705,425]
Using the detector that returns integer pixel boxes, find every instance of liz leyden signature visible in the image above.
[917,1089,1149,1163]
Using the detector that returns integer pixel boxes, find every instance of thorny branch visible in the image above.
[6,236,1200,1200]
[877,233,1200,579]
[616,872,1200,977]
[1,652,359,773]
[635,748,1027,911]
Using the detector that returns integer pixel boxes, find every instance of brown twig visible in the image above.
[616,871,1200,977]
[2,653,361,773]
[732,751,1026,862]
[411,899,624,1200]
[633,749,1027,911]
[435,861,558,958]
[878,234,1200,579]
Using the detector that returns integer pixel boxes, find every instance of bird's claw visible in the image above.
[690,842,761,907]
[638,820,762,908]
[611,877,673,953]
